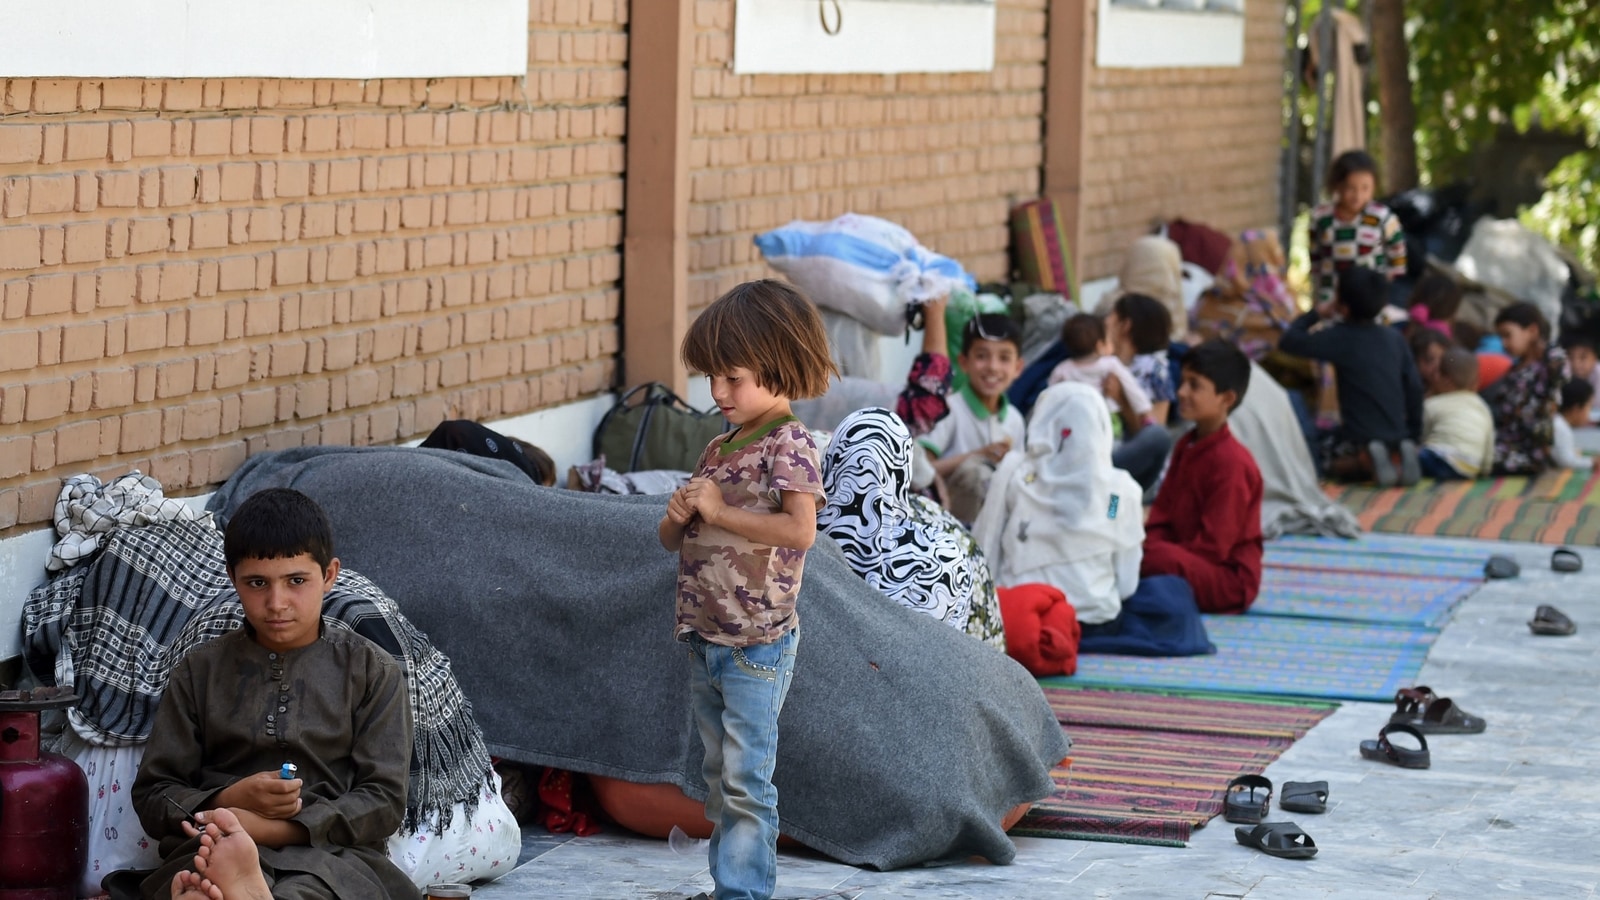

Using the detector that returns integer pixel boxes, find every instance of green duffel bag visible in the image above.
[593,383,728,473]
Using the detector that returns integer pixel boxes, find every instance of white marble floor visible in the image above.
[469,536,1600,899]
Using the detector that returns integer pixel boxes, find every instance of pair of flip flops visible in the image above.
[1389,686,1487,735]
[1529,605,1577,635]
[1360,722,1431,768]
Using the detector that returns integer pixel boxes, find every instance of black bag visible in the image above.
[593,383,728,473]
[420,419,555,485]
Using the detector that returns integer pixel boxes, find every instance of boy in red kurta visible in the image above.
[1142,340,1264,614]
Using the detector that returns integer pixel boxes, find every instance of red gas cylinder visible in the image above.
[0,686,88,900]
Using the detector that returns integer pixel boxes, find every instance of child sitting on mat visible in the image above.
[1141,340,1264,615]
[1419,348,1495,481]
[1482,302,1567,475]
[1552,379,1594,471]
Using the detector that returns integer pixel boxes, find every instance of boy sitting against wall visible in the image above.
[130,488,421,900]
[1141,340,1264,615]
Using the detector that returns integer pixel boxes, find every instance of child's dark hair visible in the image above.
[1563,333,1597,356]
[680,279,837,400]
[224,488,335,572]
[1180,339,1251,411]
[1337,268,1390,323]
[1493,301,1550,340]
[1408,273,1463,322]
[1112,293,1173,355]
[1440,347,1479,392]
[1060,313,1105,359]
[1562,378,1594,413]
[960,313,1023,355]
[1452,320,1486,352]
[1409,328,1452,363]
[1326,149,1379,191]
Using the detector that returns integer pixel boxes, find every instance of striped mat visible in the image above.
[1327,468,1600,545]
[1053,535,1483,702]
[1012,688,1338,846]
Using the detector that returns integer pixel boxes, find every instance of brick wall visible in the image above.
[1079,1,1286,280]
[0,1,628,535]
[685,0,1049,309]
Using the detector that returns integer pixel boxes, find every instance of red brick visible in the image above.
[0,329,37,372]
[0,125,43,164]
[64,222,105,263]
[24,378,69,421]
[60,321,105,362]
[64,122,110,161]
[93,369,135,410]
[119,409,162,453]
[0,436,28,479]
[132,119,171,156]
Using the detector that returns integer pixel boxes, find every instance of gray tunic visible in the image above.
[131,627,422,900]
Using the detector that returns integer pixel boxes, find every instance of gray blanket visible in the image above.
[209,446,1068,870]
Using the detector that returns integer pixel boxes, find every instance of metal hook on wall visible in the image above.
[819,0,842,35]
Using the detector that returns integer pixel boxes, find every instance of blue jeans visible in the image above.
[1417,446,1467,480]
[687,628,799,900]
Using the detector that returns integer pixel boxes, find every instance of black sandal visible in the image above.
[1552,547,1583,573]
[1222,774,1272,824]
[1529,605,1577,636]
[1484,555,1520,579]
[1235,821,1318,859]
[1360,723,1430,768]
[1279,781,1328,814]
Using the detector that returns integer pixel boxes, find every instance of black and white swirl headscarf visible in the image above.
[818,408,974,631]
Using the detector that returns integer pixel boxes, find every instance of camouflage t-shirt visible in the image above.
[675,416,824,647]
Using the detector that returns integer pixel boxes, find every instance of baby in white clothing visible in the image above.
[1048,312,1153,420]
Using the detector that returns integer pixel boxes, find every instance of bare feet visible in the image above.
[173,807,274,900]
[170,869,223,900]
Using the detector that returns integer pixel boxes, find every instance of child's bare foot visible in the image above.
[189,808,273,900]
[171,869,223,900]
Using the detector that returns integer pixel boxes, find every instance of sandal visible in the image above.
[1222,774,1273,824]
[1552,547,1583,573]
[1389,688,1486,734]
[1235,821,1318,859]
[1278,780,1328,814]
[1529,604,1577,636]
[1360,723,1430,768]
[1483,555,1520,579]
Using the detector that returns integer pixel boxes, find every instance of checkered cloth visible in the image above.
[23,518,492,830]
[47,472,202,574]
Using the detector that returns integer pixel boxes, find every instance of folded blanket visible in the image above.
[208,446,1069,870]
[22,519,492,831]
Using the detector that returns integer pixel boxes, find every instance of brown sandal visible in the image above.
[1360,723,1430,768]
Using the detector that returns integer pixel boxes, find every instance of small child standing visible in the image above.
[1552,379,1594,471]
[657,279,836,900]
[1279,267,1425,485]
[1048,313,1154,421]
[1483,302,1568,475]
[1307,150,1407,306]
[1419,348,1495,480]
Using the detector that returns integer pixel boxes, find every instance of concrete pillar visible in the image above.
[622,0,694,394]
[1042,0,1090,297]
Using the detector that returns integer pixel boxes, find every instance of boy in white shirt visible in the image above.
[921,314,1027,522]
[1418,348,1495,480]
[1552,379,1594,470]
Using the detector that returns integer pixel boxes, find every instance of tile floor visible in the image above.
[469,536,1600,899]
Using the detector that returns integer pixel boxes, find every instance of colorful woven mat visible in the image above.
[1326,469,1600,545]
[1012,687,1337,846]
[1054,536,1481,702]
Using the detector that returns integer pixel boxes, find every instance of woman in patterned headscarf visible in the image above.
[818,408,1004,648]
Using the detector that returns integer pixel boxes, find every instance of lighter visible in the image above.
[280,762,298,780]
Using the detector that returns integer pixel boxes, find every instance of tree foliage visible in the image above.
[1406,0,1600,271]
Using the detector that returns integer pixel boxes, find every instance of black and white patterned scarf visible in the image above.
[817,408,973,629]
[22,519,491,830]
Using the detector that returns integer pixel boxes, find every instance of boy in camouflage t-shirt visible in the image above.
[658,279,835,900]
